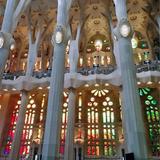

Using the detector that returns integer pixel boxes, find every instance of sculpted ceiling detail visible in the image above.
[0,0,159,57]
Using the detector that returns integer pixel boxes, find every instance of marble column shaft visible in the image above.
[64,89,76,160]
[114,0,148,159]
[0,0,16,83]
[42,0,72,159]
[26,43,39,77]
[9,91,29,160]
[69,41,79,73]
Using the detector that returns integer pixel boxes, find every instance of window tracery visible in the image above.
[139,88,160,156]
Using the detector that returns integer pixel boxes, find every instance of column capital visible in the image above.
[51,25,67,46]
[113,18,133,40]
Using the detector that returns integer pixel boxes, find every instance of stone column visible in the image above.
[9,90,28,160]
[42,0,72,159]
[1,1,16,32]
[0,0,16,83]
[156,15,160,33]
[26,43,38,77]
[108,14,121,72]
[69,41,79,73]
[113,0,148,159]
[64,88,76,160]
[113,40,121,73]
[69,24,81,73]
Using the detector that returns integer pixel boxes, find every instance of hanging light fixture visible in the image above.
[94,39,103,51]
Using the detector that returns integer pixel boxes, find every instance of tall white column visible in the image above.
[113,0,148,159]
[1,1,16,32]
[69,24,81,73]
[0,1,31,84]
[113,40,121,72]
[69,41,79,73]
[64,88,76,160]
[0,0,16,83]
[9,90,28,160]
[26,44,38,77]
[42,0,73,159]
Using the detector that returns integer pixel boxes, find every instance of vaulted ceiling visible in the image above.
[0,0,159,58]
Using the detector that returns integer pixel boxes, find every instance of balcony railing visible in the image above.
[136,61,160,73]
[84,156,122,160]
[2,61,160,80]
[78,65,116,76]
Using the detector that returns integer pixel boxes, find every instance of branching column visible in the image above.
[113,0,148,159]
[64,24,81,160]
[64,88,76,160]
[42,0,72,159]
[69,24,81,73]
[107,14,121,72]
[9,90,29,160]
[26,30,42,77]
[69,40,79,73]
[0,0,16,83]
[0,0,31,84]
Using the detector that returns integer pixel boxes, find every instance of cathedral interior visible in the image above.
[0,0,160,160]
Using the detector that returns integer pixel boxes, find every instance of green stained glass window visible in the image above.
[151,100,157,105]
[147,95,153,100]
[145,100,150,105]
[139,88,160,156]
[139,88,151,96]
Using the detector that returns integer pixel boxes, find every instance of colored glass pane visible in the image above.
[145,100,150,105]
[151,100,157,105]
[86,91,116,156]
[147,95,153,100]
[139,88,160,155]
[60,92,68,155]
[4,95,37,157]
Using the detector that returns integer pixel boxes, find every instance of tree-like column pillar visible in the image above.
[113,0,148,159]
[0,0,15,73]
[9,90,29,160]
[0,0,31,84]
[64,88,76,160]
[42,0,73,159]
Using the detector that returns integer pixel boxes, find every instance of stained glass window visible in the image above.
[78,92,82,121]
[139,88,160,156]
[3,94,37,157]
[86,89,117,156]
[59,92,68,155]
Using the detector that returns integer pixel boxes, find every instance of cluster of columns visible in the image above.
[0,1,44,159]
[0,0,150,160]
[42,0,148,160]
[113,0,147,159]
[42,0,73,159]
[0,0,31,84]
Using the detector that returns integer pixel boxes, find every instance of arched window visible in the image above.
[85,88,118,157]
[139,88,160,156]
[3,94,37,157]
[59,92,68,155]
